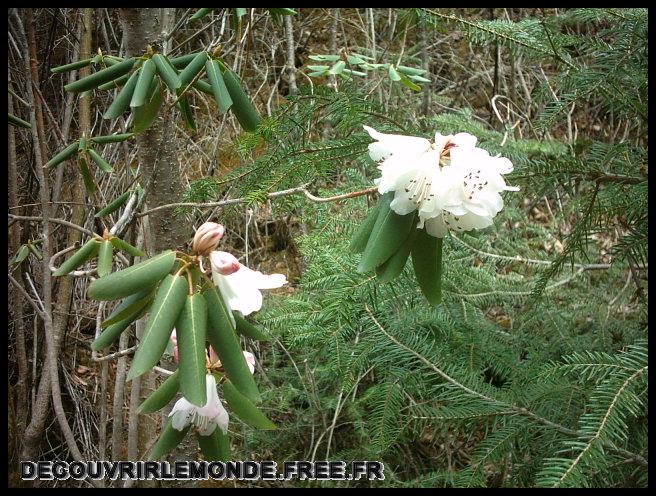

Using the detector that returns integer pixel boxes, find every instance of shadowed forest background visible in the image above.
[7,8,647,488]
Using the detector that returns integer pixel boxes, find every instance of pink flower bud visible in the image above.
[193,222,225,255]
[170,329,179,364]
[208,346,219,365]
[209,251,241,276]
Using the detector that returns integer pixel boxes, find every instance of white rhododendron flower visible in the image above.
[210,251,287,316]
[169,374,229,436]
[363,125,518,238]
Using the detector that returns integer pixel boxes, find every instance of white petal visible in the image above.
[363,125,431,160]
[215,272,264,316]
[425,215,449,238]
[390,194,419,215]
[451,132,478,149]
[213,401,230,435]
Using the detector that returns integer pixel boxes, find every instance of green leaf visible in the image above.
[396,65,427,76]
[223,379,276,430]
[342,68,368,77]
[8,113,31,129]
[45,142,79,169]
[358,193,416,273]
[408,74,431,83]
[190,8,213,20]
[350,205,382,254]
[176,293,208,407]
[398,72,422,92]
[100,286,155,329]
[12,245,30,264]
[388,65,402,82]
[170,52,201,69]
[411,229,443,305]
[26,242,43,261]
[308,54,341,62]
[87,148,114,173]
[53,238,100,276]
[197,429,231,461]
[233,311,270,341]
[87,250,175,301]
[92,289,154,350]
[78,155,96,194]
[307,65,330,71]
[97,240,114,277]
[64,57,136,93]
[148,418,189,460]
[234,7,248,19]
[91,133,134,145]
[95,191,131,218]
[205,59,233,113]
[192,79,213,95]
[78,134,87,151]
[51,58,93,74]
[109,236,146,258]
[152,54,182,92]
[130,59,157,108]
[103,69,140,119]
[222,69,261,132]
[138,370,180,414]
[307,71,328,77]
[178,51,208,87]
[127,274,188,380]
[98,73,130,91]
[131,80,163,134]
[329,60,346,75]
[203,287,260,403]
[376,223,417,283]
[177,96,196,131]
[347,55,366,65]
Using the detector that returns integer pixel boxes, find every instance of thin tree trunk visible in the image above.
[284,14,298,96]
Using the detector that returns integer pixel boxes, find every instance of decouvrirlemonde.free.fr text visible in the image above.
[21,460,385,481]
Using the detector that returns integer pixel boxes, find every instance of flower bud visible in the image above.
[209,251,241,276]
[192,222,225,255]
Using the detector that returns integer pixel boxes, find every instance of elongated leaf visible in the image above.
[176,294,208,407]
[26,242,43,261]
[8,113,31,129]
[234,7,248,18]
[411,229,443,305]
[177,96,196,131]
[132,80,163,134]
[222,69,261,132]
[64,57,135,93]
[97,240,113,277]
[178,51,208,87]
[109,236,145,258]
[193,79,213,95]
[78,134,87,151]
[12,245,30,264]
[205,59,233,113]
[87,148,114,172]
[152,54,181,91]
[349,200,381,253]
[223,379,276,430]
[138,370,180,414]
[103,69,140,119]
[197,429,231,461]
[408,74,431,83]
[87,250,175,300]
[92,290,154,350]
[398,72,421,92]
[396,65,427,76]
[91,133,134,144]
[127,274,188,380]
[357,192,416,273]
[100,286,155,329]
[131,59,157,108]
[376,222,417,283]
[388,65,402,82]
[98,73,130,91]
[329,60,346,75]
[45,142,79,169]
[51,58,93,74]
[190,8,213,20]
[307,65,330,71]
[234,312,269,341]
[95,191,131,218]
[203,287,260,403]
[308,54,340,62]
[148,418,190,460]
[78,155,96,194]
[53,238,100,276]
[170,52,201,69]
